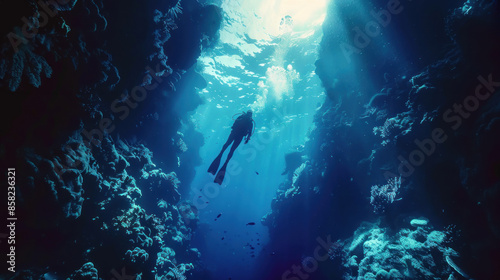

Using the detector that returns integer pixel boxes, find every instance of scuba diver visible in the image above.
[208,110,254,184]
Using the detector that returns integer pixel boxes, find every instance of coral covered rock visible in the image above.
[343,220,459,279]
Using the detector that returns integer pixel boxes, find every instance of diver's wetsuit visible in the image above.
[208,112,253,184]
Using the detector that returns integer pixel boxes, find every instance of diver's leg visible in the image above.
[222,136,243,168]
[208,132,235,175]
[214,136,243,184]
[219,132,235,157]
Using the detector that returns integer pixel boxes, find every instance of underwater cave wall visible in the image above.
[1,0,221,278]
[260,0,500,279]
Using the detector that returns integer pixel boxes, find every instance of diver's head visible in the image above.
[246,110,252,117]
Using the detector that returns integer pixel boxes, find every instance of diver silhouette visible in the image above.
[208,110,254,184]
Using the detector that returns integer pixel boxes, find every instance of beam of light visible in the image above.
[255,0,328,37]
[223,0,329,43]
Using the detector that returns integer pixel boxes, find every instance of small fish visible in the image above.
[255,171,259,175]
[221,237,225,240]
[246,222,256,226]
[217,213,222,218]
[251,255,255,258]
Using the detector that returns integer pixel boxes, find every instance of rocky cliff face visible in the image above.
[1,0,221,278]
[260,0,500,279]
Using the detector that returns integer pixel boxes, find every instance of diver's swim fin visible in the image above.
[214,164,227,185]
[208,155,222,175]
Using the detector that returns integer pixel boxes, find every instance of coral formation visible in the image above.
[69,262,99,280]
[15,132,200,279]
[342,219,459,279]
[370,177,402,213]
[2,43,53,91]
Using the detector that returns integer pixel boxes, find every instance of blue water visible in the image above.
[187,0,327,278]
